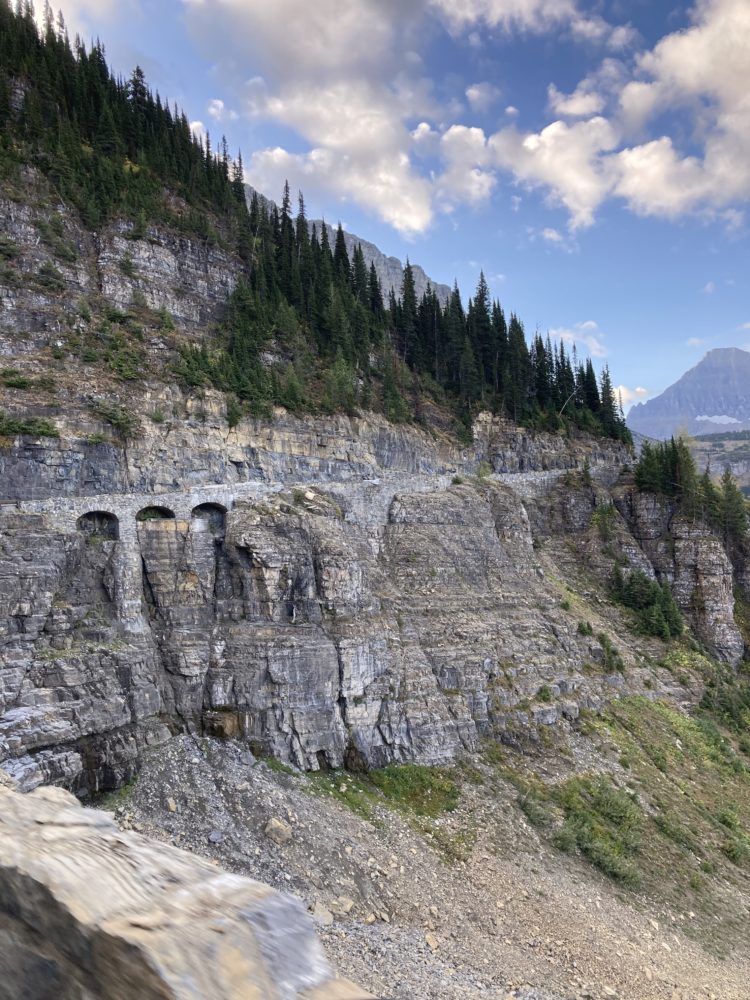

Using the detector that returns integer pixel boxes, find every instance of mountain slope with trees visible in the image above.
[0,0,630,443]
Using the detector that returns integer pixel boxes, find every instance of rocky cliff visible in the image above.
[2,395,746,797]
[1,170,746,801]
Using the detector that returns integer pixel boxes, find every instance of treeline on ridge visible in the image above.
[1,1,630,442]
[635,437,748,559]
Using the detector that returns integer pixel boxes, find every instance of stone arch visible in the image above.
[191,502,227,533]
[136,505,175,522]
[76,510,119,541]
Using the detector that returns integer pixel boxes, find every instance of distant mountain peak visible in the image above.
[628,346,750,439]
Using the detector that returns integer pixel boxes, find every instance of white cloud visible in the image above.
[207,99,238,122]
[490,116,618,228]
[701,281,716,294]
[39,0,123,32]
[181,0,750,236]
[431,0,576,35]
[738,322,750,331]
[549,320,607,357]
[189,120,206,140]
[542,227,563,242]
[430,0,631,49]
[616,384,649,410]
[436,125,496,208]
[686,337,707,347]
[466,82,501,113]
[548,82,604,117]
[184,0,433,235]
[613,0,750,219]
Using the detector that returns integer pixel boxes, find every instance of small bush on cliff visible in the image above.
[0,411,58,437]
[88,399,139,439]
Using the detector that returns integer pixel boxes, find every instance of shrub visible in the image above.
[0,368,32,389]
[592,504,615,542]
[0,411,58,437]
[37,261,65,291]
[554,775,642,887]
[88,399,139,439]
[598,632,625,672]
[0,236,19,259]
[119,254,137,277]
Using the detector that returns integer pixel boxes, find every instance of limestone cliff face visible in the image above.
[0,181,239,361]
[614,491,744,663]
[0,396,642,794]
[3,402,743,797]
[0,177,745,797]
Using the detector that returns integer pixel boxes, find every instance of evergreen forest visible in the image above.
[0,1,631,442]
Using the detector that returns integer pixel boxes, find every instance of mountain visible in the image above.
[627,347,750,439]
[246,185,451,304]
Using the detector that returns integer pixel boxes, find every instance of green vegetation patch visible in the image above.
[369,763,459,817]
[304,762,460,822]
[553,775,643,887]
[611,566,683,641]
[0,411,58,437]
[88,399,139,439]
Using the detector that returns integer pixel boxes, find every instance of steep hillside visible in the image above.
[628,348,750,439]
[2,9,750,1000]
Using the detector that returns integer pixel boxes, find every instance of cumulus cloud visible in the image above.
[542,227,563,242]
[466,82,501,113]
[490,116,618,228]
[687,337,707,347]
[738,322,750,331]
[549,320,607,358]
[179,0,750,236]
[183,0,432,235]
[613,0,750,219]
[435,125,496,208]
[547,82,604,117]
[207,99,238,122]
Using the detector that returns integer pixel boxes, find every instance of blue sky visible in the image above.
[53,0,750,408]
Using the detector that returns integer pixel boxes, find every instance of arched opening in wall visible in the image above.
[136,505,175,522]
[191,502,227,534]
[76,510,120,541]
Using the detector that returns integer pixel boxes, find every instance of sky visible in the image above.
[48,0,750,409]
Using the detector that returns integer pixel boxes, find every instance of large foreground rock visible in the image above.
[0,782,371,1000]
